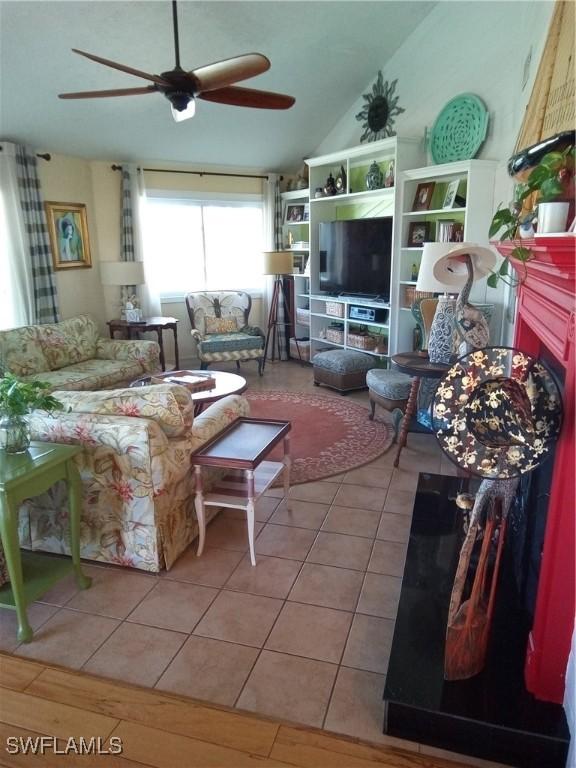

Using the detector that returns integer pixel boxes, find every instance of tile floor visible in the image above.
[1,360,496,763]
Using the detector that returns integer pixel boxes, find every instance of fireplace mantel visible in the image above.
[496,234,575,704]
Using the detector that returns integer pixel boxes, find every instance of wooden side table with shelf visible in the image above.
[192,418,291,566]
[0,442,91,642]
[107,316,179,372]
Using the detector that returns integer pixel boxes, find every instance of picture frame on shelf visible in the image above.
[412,182,435,211]
[45,201,92,270]
[292,253,308,274]
[285,203,306,223]
[407,221,431,247]
[442,179,460,209]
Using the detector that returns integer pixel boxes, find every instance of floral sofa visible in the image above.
[0,315,159,391]
[21,385,249,571]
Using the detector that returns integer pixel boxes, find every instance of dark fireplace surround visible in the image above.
[384,237,575,766]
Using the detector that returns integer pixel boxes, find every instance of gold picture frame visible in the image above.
[45,201,92,270]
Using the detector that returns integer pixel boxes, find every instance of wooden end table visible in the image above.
[391,352,451,469]
[0,442,92,642]
[192,418,291,566]
[107,316,179,371]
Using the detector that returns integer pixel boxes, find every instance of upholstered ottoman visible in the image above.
[366,368,413,439]
[312,349,373,393]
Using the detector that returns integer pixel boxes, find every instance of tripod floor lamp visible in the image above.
[262,251,301,370]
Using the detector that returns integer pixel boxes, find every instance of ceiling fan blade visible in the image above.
[198,85,295,110]
[71,49,169,86]
[191,53,270,93]
[59,86,157,99]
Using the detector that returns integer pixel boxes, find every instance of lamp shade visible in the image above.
[100,261,145,286]
[432,243,497,286]
[262,251,294,276]
[415,242,458,294]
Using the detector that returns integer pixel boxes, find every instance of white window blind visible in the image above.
[144,195,265,297]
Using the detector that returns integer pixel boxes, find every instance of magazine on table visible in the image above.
[151,371,216,393]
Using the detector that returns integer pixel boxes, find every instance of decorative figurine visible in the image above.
[335,165,347,194]
[366,161,384,190]
[324,173,337,196]
[411,263,418,281]
[384,160,395,188]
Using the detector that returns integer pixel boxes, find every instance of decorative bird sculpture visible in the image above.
[453,254,490,355]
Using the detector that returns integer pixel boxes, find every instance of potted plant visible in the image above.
[488,144,574,287]
[0,373,63,453]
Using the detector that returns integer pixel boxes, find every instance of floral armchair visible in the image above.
[21,385,249,572]
[185,291,265,375]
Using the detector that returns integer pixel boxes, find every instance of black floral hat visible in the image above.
[432,347,563,478]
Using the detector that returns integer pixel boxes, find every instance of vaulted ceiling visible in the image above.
[0,1,436,171]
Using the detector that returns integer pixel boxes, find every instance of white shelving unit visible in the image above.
[393,160,497,353]
[280,189,310,359]
[304,136,424,361]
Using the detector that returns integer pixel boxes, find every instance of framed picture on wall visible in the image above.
[407,221,431,247]
[45,201,92,270]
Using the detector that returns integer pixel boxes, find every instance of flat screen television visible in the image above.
[319,217,393,301]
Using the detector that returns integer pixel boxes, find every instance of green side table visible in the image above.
[0,442,91,642]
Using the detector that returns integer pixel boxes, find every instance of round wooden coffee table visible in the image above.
[130,370,247,414]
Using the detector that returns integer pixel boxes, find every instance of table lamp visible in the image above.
[415,242,459,363]
[262,250,297,368]
[100,261,145,321]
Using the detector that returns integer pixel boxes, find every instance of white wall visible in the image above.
[314,0,555,344]
[39,154,107,333]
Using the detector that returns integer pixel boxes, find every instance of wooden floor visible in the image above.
[0,653,473,768]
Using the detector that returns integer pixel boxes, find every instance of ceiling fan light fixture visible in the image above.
[168,91,196,121]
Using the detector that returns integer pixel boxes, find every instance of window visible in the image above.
[144,195,265,297]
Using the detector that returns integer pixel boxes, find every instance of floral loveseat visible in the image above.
[0,315,159,391]
[21,385,249,571]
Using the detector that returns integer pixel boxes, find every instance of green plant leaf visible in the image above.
[487,272,499,289]
[499,259,509,276]
[539,177,564,202]
[539,151,564,171]
[511,246,532,263]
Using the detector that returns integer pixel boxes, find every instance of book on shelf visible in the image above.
[151,371,216,393]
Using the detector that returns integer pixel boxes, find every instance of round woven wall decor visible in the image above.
[430,93,489,164]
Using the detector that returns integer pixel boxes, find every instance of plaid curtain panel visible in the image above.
[120,165,135,263]
[15,145,60,324]
[273,177,289,360]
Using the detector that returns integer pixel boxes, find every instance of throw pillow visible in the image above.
[205,316,239,335]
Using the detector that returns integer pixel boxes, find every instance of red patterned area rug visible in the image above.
[245,389,393,485]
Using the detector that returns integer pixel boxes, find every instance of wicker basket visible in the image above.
[325,301,345,318]
[404,287,434,308]
[325,327,344,344]
[347,332,377,350]
[290,338,310,361]
[296,308,310,325]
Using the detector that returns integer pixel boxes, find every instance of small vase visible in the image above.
[0,414,31,454]
[428,296,456,364]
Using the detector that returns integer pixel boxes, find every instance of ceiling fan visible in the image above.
[59,0,295,122]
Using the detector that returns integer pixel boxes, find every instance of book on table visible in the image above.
[151,371,216,393]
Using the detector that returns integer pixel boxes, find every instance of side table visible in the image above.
[107,316,179,372]
[192,418,291,566]
[0,442,92,642]
[391,352,450,468]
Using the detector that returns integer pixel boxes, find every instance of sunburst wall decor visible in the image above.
[356,71,405,143]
